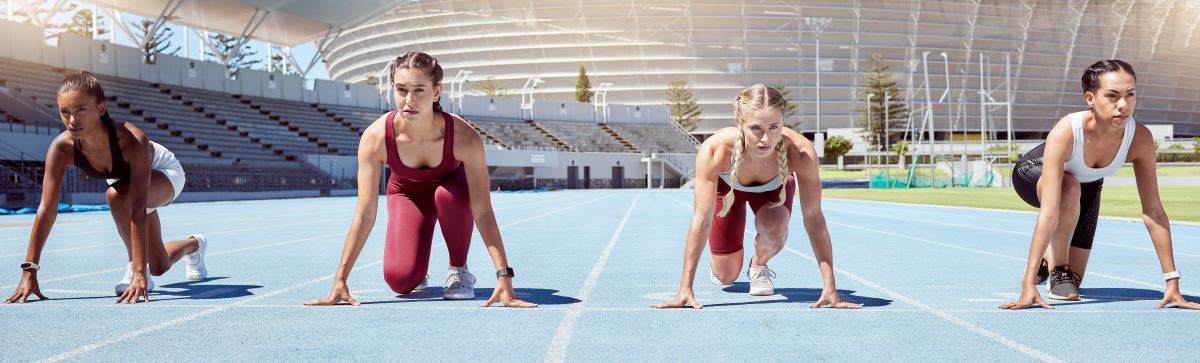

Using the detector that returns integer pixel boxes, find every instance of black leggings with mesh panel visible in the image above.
[1011,143,1103,250]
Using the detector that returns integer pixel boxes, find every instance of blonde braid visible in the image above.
[765,140,790,209]
[717,132,744,218]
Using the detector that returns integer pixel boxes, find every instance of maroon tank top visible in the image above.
[385,110,463,194]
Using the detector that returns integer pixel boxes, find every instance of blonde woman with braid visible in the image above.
[654,84,860,309]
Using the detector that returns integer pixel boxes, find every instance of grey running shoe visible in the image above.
[443,266,476,300]
[1047,265,1081,301]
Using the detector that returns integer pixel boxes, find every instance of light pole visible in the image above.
[520,77,545,120]
[594,82,613,123]
[449,70,472,114]
[884,91,891,180]
[805,17,832,134]
[867,93,876,172]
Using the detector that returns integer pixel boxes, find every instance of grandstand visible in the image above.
[0,16,699,208]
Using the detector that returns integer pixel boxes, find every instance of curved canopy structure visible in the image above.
[85,0,408,46]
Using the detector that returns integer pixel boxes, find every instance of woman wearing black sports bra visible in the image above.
[5,72,207,304]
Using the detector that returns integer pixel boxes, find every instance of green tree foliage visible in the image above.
[666,80,702,132]
[855,54,910,151]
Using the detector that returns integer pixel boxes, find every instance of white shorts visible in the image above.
[107,141,186,214]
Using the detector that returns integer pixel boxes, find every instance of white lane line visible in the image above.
[0,209,349,242]
[827,221,1200,296]
[781,245,1063,363]
[827,207,1200,259]
[826,197,1200,228]
[0,227,380,291]
[39,192,613,361]
[545,193,639,363]
[661,193,1062,362]
[37,260,385,363]
[7,303,1191,314]
[6,194,613,290]
[0,217,351,259]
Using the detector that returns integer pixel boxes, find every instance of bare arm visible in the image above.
[5,133,71,303]
[455,118,508,271]
[23,134,72,266]
[1128,125,1198,309]
[653,132,726,309]
[1002,118,1072,310]
[306,115,387,306]
[452,115,536,308]
[678,141,723,291]
[1023,122,1073,288]
[114,126,155,303]
[784,130,835,290]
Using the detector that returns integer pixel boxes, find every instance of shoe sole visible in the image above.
[1047,292,1080,301]
[443,291,475,300]
[749,288,774,296]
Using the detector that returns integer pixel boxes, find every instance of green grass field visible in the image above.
[823,186,1200,222]
[830,166,1200,180]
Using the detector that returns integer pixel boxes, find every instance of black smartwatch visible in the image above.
[496,267,515,279]
[20,262,39,271]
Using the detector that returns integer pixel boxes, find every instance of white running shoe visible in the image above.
[747,265,776,296]
[443,266,476,300]
[414,274,429,292]
[710,269,732,286]
[185,234,208,280]
[115,262,155,295]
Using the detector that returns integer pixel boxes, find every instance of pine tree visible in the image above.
[855,54,910,151]
[62,9,107,38]
[131,19,179,64]
[205,34,261,78]
[268,54,297,75]
[666,80,702,132]
[575,65,594,103]
[771,83,801,129]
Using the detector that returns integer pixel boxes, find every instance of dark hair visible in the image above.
[390,52,445,112]
[59,71,115,124]
[1081,59,1136,93]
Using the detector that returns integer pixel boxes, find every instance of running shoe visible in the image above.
[747,264,776,296]
[1047,265,1081,301]
[443,266,476,300]
[185,234,207,280]
[115,262,155,295]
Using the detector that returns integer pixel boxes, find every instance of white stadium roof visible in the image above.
[84,0,408,46]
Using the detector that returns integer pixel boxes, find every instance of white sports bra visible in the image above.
[1063,110,1136,183]
[718,150,784,193]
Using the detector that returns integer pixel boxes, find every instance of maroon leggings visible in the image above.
[382,110,474,294]
[708,174,796,255]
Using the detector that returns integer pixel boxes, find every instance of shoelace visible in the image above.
[444,269,477,288]
[1054,269,1082,287]
[749,267,776,286]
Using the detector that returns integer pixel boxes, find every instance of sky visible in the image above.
[6,0,331,81]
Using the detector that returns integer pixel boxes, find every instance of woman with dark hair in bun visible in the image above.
[5,72,207,305]
[1001,60,1198,310]
[306,52,536,308]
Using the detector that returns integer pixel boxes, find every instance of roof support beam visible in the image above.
[138,0,184,51]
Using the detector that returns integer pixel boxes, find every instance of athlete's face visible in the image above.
[392,68,443,118]
[1084,71,1136,128]
[739,108,784,159]
[57,90,107,138]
